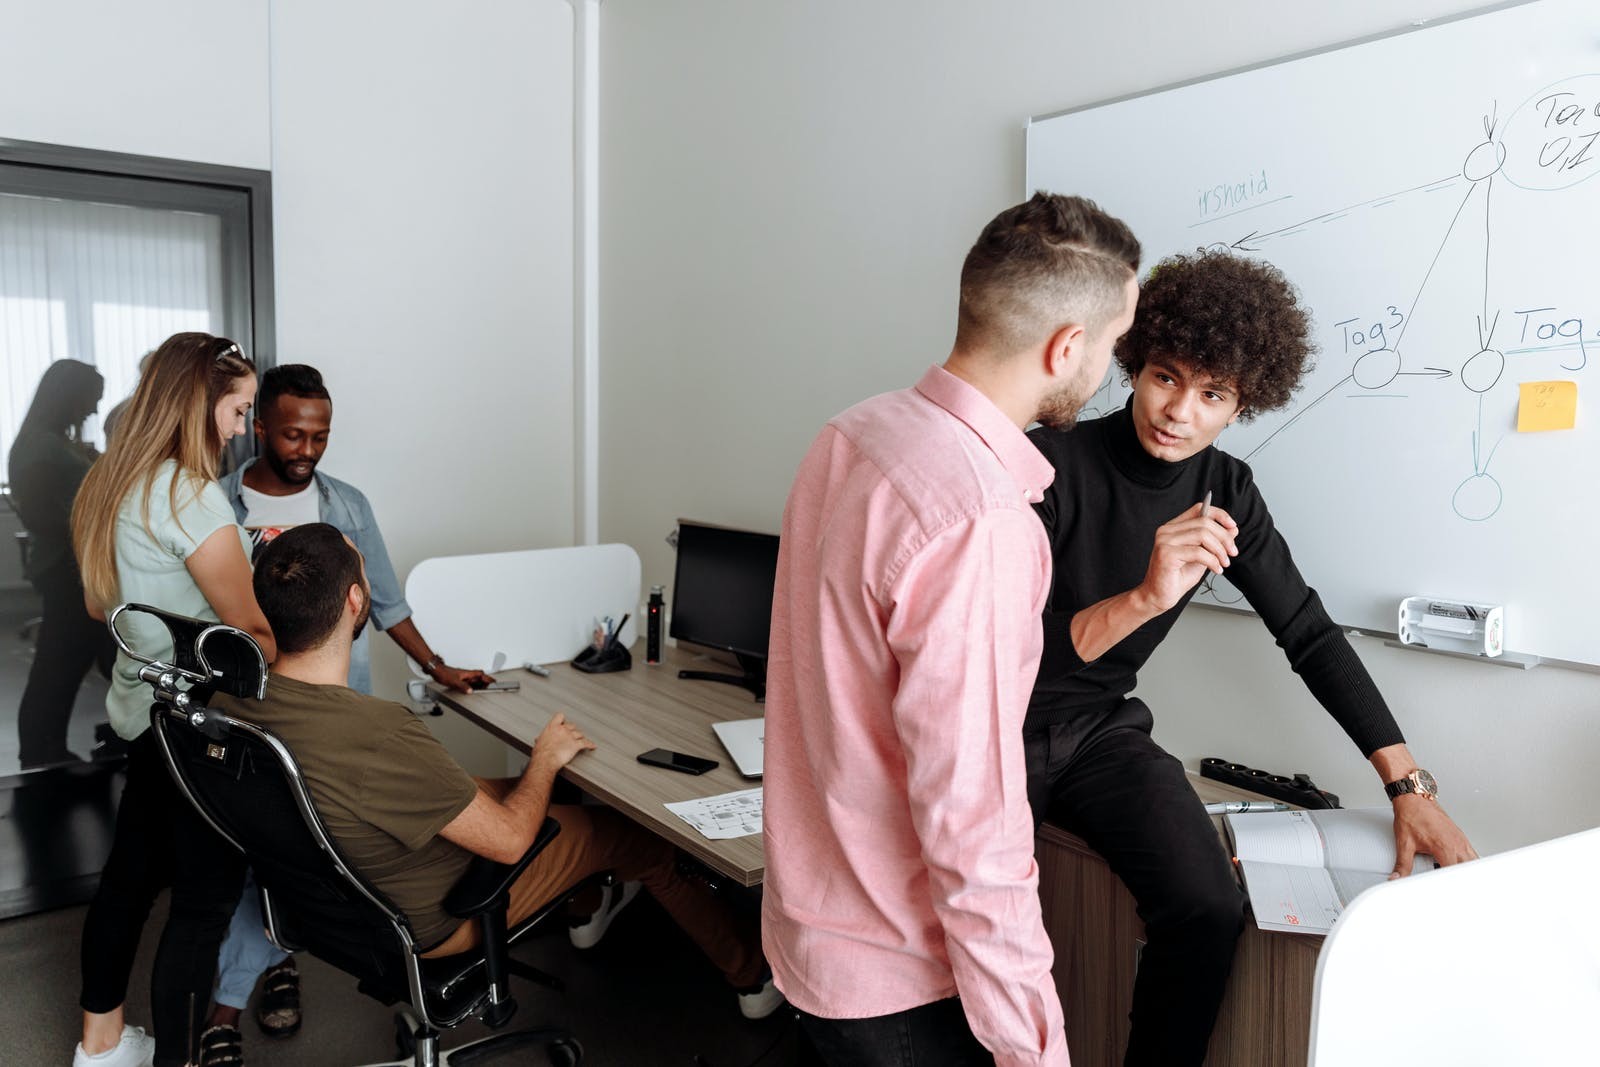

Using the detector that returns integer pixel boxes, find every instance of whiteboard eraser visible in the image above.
[1398,596,1504,657]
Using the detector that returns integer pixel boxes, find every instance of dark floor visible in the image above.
[0,881,810,1066]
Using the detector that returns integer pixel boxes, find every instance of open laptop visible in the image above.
[711,718,764,779]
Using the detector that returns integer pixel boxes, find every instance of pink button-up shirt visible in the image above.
[762,365,1068,1066]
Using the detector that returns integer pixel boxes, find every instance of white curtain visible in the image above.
[0,190,223,484]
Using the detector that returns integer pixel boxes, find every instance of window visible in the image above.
[0,140,274,484]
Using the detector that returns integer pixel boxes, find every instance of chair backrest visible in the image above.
[124,605,426,1003]
[1308,825,1600,1065]
[109,602,269,700]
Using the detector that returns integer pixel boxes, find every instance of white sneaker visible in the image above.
[73,1025,155,1067]
[567,879,642,949]
[737,977,786,1020]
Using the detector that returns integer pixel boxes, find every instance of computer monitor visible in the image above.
[669,519,780,701]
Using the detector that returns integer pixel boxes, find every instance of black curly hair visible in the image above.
[1115,250,1314,420]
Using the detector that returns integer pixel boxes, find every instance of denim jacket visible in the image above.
[219,459,413,694]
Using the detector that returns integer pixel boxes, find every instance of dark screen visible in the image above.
[669,521,780,660]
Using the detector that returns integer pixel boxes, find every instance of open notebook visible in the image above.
[1225,807,1436,934]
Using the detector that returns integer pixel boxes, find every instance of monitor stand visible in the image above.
[679,653,766,703]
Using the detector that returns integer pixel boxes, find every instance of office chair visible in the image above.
[113,603,584,1066]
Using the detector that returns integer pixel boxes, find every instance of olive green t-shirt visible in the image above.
[213,674,478,948]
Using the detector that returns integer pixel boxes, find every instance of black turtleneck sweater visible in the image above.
[1025,401,1404,757]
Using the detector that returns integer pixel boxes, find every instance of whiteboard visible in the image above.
[1027,0,1598,666]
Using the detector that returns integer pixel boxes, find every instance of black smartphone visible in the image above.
[469,678,520,692]
[637,748,719,775]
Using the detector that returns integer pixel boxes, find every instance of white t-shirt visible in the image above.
[107,460,250,740]
[240,480,319,560]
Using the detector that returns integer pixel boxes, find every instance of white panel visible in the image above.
[1309,825,1600,1064]
[405,543,641,671]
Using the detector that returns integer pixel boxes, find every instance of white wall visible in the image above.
[269,0,576,770]
[0,0,271,168]
[598,0,1600,855]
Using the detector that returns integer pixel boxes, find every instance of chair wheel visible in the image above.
[547,1037,583,1066]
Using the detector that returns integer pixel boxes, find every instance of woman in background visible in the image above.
[8,359,111,768]
[70,333,275,1067]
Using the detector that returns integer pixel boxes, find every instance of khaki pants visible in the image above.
[423,788,762,989]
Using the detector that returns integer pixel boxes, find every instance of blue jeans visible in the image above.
[214,869,291,1010]
[797,997,993,1066]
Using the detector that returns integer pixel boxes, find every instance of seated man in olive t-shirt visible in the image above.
[214,523,780,1016]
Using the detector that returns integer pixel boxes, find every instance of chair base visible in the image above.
[356,1011,582,1067]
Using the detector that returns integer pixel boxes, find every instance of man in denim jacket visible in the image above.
[220,364,491,696]
[198,363,492,1066]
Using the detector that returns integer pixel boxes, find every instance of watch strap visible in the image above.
[1384,776,1416,799]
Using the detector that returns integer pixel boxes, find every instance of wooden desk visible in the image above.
[431,644,766,886]
[1036,775,1323,1066]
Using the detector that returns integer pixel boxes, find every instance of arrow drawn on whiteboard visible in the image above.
[1390,182,1478,362]
[1396,367,1453,379]
[1217,175,1460,248]
[1476,310,1501,352]
[1243,373,1354,462]
[1480,105,1499,339]
[1453,392,1505,523]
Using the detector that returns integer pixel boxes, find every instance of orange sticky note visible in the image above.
[1517,380,1577,432]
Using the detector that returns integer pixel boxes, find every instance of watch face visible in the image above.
[1415,769,1438,795]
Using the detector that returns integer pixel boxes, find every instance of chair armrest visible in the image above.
[442,817,561,918]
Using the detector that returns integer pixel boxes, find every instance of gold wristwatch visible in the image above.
[1384,768,1438,801]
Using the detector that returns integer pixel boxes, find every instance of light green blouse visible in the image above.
[105,460,250,740]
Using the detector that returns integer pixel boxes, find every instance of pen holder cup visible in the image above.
[571,642,632,674]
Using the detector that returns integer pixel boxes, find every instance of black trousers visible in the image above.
[797,997,992,1066]
[1025,699,1245,1067]
[79,731,248,1066]
[16,561,112,768]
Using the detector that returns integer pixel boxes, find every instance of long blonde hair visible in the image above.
[72,332,255,611]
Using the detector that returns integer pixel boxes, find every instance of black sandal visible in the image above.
[197,1023,244,1067]
[255,959,302,1038]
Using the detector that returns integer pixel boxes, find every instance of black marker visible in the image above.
[607,613,630,650]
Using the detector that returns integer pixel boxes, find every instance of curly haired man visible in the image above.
[1024,250,1476,1066]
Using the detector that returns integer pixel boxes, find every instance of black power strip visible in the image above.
[1200,757,1340,809]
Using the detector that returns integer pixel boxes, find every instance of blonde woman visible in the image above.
[70,333,274,1067]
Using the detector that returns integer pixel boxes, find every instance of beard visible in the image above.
[265,446,316,486]
[1034,363,1098,431]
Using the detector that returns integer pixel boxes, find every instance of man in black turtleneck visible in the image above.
[1025,250,1476,1067]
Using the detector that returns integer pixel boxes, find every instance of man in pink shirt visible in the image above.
[763,193,1140,1066]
